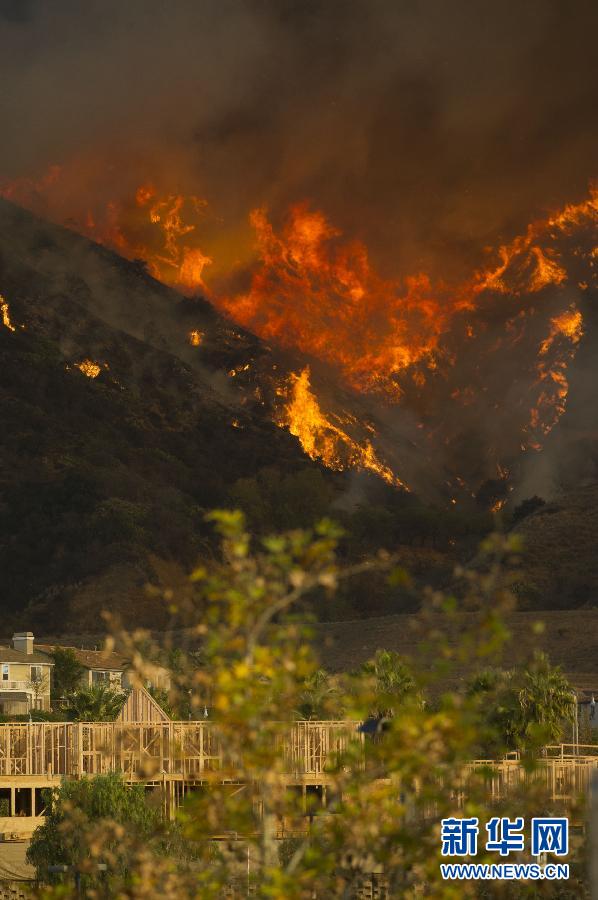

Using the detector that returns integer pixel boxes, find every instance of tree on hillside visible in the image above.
[50,647,85,702]
[512,495,546,525]
[67,683,128,721]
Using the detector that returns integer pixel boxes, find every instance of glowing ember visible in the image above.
[0,295,16,332]
[277,367,408,489]
[188,330,204,346]
[76,359,102,378]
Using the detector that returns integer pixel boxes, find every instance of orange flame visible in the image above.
[525,306,583,445]
[188,329,204,347]
[2,165,596,486]
[217,189,596,408]
[276,367,408,489]
[1,295,16,332]
[76,359,102,378]
[218,203,471,398]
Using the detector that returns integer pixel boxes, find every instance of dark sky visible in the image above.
[1,0,597,279]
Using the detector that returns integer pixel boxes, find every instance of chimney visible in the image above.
[12,632,34,655]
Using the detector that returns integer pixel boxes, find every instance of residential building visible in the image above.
[0,633,53,714]
[35,643,171,694]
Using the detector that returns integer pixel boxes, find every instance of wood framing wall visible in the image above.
[0,721,362,780]
[1,721,598,827]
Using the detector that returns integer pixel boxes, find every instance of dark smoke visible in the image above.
[1,0,597,281]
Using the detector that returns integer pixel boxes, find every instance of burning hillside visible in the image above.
[1,165,596,498]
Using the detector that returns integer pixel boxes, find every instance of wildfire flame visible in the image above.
[219,203,469,398]
[526,306,584,444]
[1,295,16,332]
[2,164,596,492]
[220,191,596,402]
[188,330,204,347]
[76,359,102,378]
[134,185,212,290]
[277,367,408,489]
[0,169,213,291]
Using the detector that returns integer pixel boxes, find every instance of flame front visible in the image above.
[219,204,468,398]
[221,191,596,404]
[277,367,408,489]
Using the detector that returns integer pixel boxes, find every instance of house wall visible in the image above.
[0,663,52,711]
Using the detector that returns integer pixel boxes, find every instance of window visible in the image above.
[92,670,122,686]
[1,665,8,681]
[30,665,42,682]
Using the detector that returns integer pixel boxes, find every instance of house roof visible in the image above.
[36,644,129,672]
[0,647,54,665]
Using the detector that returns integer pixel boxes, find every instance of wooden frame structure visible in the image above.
[0,720,361,780]
[1,718,598,839]
[0,720,362,834]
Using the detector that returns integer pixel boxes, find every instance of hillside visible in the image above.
[0,199,347,629]
[512,484,598,609]
[312,607,598,695]
[1,198,598,634]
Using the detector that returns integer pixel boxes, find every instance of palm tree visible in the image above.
[359,650,418,718]
[467,667,522,753]
[469,656,576,751]
[295,669,343,720]
[67,683,128,721]
[517,652,576,744]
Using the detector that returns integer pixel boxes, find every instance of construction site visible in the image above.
[0,689,597,834]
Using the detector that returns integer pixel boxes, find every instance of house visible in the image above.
[36,644,130,691]
[0,633,53,714]
[35,643,171,694]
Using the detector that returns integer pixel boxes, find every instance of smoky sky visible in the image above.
[1,0,597,279]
